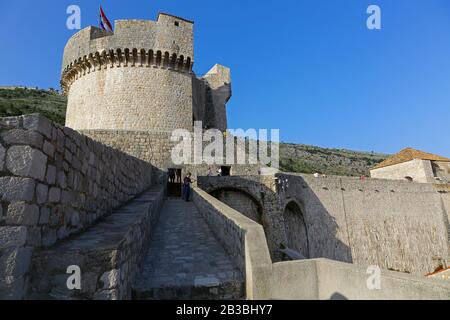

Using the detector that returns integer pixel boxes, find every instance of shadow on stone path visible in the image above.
[133,199,244,300]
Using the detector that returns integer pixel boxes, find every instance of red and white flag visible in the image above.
[99,6,113,32]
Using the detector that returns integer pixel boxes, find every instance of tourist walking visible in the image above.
[182,173,194,202]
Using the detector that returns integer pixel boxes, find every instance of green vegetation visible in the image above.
[0,87,388,176]
[0,88,66,125]
[279,143,388,176]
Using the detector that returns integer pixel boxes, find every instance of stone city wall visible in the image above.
[197,175,285,261]
[81,130,261,183]
[0,115,153,299]
[192,188,272,299]
[271,258,450,300]
[198,174,450,276]
[193,185,450,300]
[28,188,165,300]
[278,174,450,275]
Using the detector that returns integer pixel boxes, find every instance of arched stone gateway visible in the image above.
[210,188,263,225]
[283,201,309,258]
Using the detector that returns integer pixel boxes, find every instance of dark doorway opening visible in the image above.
[168,168,182,197]
[221,166,231,177]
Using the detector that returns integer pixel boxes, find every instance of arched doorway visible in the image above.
[283,201,309,258]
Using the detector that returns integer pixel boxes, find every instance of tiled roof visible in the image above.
[372,148,450,170]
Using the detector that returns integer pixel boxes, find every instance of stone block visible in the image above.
[36,183,48,204]
[46,165,56,185]
[22,115,52,139]
[39,207,50,225]
[0,227,27,250]
[58,171,67,189]
[41,228,57,247]
[99,269,120,290]
[52,126,58,141]
[6,202,40,226]
[0,143,5,171]
[56,129,65,153]
[64,149,73,164]
[80,272,98,294]
[26,227,42,246]
[0,247,32,277]
[1,129,44,148]
[70,211,80,227]
[0,177,35,202]
[93,289,120,300]
[0,116,21,128]
[43,140,55,157]
[6,145,47,181]
[61,190,74,205]
[48,187,61,203]
[0,275,25,300]
[57,226,69,240]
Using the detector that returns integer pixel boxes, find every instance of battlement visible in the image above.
[62,14,194,86]
[61,47,193,94]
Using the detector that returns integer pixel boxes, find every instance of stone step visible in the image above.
[27,186,165,300]
[132,199,245,300]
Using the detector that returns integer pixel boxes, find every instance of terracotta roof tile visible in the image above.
[372,148,450,170]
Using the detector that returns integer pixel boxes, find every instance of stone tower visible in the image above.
[61,13,231,132]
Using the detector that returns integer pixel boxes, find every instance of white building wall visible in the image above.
[370,159,435,183]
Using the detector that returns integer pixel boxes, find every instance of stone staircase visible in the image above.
[132,199,245,300]
[27,186,165,300]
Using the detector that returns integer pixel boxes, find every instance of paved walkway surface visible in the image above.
[133,199,244,300]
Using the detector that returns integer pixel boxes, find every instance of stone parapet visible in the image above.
[0,115,153,299]
[28,187,165,300]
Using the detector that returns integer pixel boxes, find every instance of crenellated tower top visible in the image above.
[62,12,231,133]
[61,13,194,94]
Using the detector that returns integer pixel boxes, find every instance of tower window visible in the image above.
[174,21,180,27]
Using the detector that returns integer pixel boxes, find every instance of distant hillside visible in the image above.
[279,143,388,177]
[0,87,388,176]
[0,88,66,125]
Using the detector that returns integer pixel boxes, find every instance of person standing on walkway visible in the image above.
[169,169,175,184]
[182,173,193,202]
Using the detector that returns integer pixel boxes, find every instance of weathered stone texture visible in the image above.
[0,177,35,202]
[6,146,47,181]
[36,184,48,204]
[81,130,261,186]
[0,115,154,299]
[199,174,450,276]
[0,227,27,250]
[6,202,40,226]
[1,129,44,149]
[0,115,153,245]
[0,143,5,171]
[28,188,164,300]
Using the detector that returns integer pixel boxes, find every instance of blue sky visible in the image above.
[1,0,449,156]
